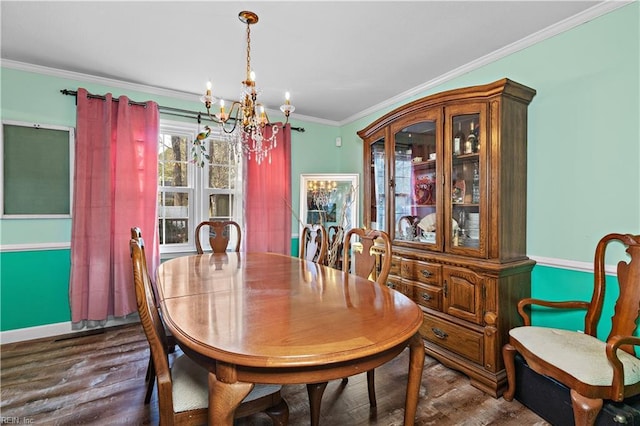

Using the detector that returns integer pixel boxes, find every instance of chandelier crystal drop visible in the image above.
[309,180,338,208]
[199,11,295,165]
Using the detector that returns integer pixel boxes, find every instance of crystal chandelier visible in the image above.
[200,11,295,165]
[308,181,338,208]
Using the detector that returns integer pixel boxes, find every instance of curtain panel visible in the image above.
[244,123,292,254]
[69,88,159,327]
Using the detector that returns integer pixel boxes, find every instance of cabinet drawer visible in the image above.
[420,313,483,365]
[401,259,441,285]
[385,276,412,298]
[412,282,442,311]
[390,256,402,276]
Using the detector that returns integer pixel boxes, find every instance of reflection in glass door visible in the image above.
[394,121,436,244]
[450,113,480,249]
[370,138,386,231]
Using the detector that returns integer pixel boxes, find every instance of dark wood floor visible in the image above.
[0,323,548,425]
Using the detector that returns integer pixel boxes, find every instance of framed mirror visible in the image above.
[299,173,359,266]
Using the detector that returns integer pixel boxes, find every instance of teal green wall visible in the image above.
[342,4,640,262]
[290,120,342,234]
[532,266,620,341]
[340,3,639,332]
[0,250,71,329]
[1,3,638,333]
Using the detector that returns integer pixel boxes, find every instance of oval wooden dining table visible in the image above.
[156,252,425,425]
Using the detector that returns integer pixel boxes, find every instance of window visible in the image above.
[1,121,74,218]
[158,120,242,253]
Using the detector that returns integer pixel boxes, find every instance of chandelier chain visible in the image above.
[245,21,251,81]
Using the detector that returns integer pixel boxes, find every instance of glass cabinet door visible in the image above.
[447,106,485,255]
[369,137,387,232]
[393,119,439,248]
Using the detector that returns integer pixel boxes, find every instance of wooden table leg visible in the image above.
[404,332,425,426]
[307,381,328,426]
[209,364,253,425]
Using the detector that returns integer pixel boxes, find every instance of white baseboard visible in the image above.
[0,316,140,344]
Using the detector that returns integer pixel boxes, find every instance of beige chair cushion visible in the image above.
[171,354,282,413]
[510,326,640,386]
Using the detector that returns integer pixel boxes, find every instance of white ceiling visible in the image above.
[0,1,625,124]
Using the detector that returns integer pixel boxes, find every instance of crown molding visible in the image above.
[2,59,199,102]
[1,59,339,127]
[341,0,634,126]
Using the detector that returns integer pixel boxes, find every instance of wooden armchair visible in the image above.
[299,224,328,264]
[195,220,241,254]
[130,237,288,425]
[503,233,640,425]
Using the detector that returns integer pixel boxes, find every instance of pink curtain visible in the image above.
[244,123,292,254]
[69,88,160,327]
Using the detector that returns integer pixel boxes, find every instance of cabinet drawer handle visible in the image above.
[386,282,395,289]
[420,269,432,278]
[431,327,448,340]
[421,293,432,301]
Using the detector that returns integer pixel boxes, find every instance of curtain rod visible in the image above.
[60,89,305,133]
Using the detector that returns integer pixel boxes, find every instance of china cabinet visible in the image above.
[358,78,536,397]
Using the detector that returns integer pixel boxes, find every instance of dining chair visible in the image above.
[299,224,328,264]
[326,225,344,269]
[195,220,242,254]
[305,227,393,426]
[343,227,392,286]
[130,237,289,425]
[318,228,393,418]
[130,227,177,405]
[502,233,640,426]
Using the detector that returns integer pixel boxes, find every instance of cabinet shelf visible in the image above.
[454,153,479,159]
[411,160,435,167]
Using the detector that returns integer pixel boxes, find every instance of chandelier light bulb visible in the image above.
[219,99,228,121]
[280,91,295,116]
[200,81,216,108]
[259,105,267,125]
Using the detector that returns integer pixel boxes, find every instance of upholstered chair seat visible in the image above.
[171,354,282,414]
[509,326,640,388]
